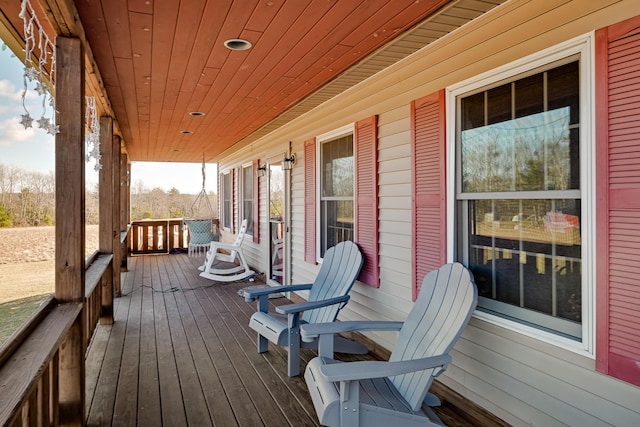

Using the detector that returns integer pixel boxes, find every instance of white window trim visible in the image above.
[240,162,254,237]
[445,33,596,357]
[221,169,233,231]
[315,123,355,261]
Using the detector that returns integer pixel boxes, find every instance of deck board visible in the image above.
[172,256,261,426]
[178,257,299,426]
[86,253,509,427]
[112,252,143,426]
[136,258,161,426]
[151,256,188,426]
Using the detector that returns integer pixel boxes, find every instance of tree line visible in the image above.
[0,163,57,227]
[0,163,218,228]
[130,181,218,221]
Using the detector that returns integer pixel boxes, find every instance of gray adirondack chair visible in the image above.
[244,240,368,376]
[302,262,478,427]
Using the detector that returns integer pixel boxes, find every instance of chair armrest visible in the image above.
[244,283,313,302]
[301,320,404,342]
[318,355,452,382]
[275,295,350,315]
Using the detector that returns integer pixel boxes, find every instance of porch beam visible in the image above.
[54,36,85,426]
[98,116,114,324]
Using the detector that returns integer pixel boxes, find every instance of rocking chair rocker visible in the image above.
[198,219,255,282]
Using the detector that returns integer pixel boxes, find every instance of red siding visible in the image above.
[411,90,446,301]
[252,159,260,244]
[355,116,379,287]
[595,15,640,387]
[304,137,317,264]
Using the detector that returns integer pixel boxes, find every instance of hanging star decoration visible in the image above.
[20,113,34,129]
[18,0,57,136]
[37,116,51,130]
[24,66,39,81]
[85,96,102,170]
[34,81,48,96]
[46,122,59,135]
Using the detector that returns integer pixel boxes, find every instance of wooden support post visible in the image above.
[125,158,131,225]
[98,117,114,324]
[54,36,85,427]
[112,136,121,298]
[119,152,129,275]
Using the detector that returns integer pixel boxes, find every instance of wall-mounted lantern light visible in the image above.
[282,154,296,170]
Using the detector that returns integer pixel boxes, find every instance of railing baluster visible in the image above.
[41,357,50,426]
[129,219,195,255]
[50,353,59,426]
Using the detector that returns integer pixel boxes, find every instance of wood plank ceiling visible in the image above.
[1,0,506,162]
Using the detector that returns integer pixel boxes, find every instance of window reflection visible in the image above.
[223,173,231,229]
[456,59,582,339]
[269,164,284,284]
[462,108,573,192]
[320,134,354,256]
[468,199,581,323]
[242,166,253,235]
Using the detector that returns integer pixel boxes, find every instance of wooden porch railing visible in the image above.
[0,216,222,424]
[129,219,185,254]
[129,218,219,255]
[0,252,111,426]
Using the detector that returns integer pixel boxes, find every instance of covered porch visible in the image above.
[85,253,506,426]
[0,0,516,425]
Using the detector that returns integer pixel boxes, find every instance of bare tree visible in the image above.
[0,163,55,226]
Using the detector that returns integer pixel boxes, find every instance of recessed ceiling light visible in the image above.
[189,111,205,116]
[224,38,252,51]
[180,130,192,134]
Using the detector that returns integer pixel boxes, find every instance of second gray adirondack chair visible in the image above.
[244,240,368,376]
[302,262,478,427]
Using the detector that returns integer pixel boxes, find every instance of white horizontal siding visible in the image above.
[214,0,640,425]
[446,320,640,426]
[335,106,416,348]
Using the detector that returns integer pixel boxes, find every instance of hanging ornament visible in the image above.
[19,113,34,129]
[19,0,56,132]
[85,96,102,171]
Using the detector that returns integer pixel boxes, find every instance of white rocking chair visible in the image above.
[198,219,255,282]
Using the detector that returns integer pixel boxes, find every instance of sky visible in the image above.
[0,44,216,195]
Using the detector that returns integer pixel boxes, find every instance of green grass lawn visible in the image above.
[0,294,51,347]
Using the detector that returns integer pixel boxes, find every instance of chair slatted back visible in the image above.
[303,241,363,325]
[389,263,477,411]
[233,219,248,246]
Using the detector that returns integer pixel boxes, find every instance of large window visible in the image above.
[242,165,253,235]
[222,172,231,229]
[319,131,354,257]
[455,58,585,340]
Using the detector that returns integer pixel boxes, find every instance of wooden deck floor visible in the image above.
[85,253,509,427]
